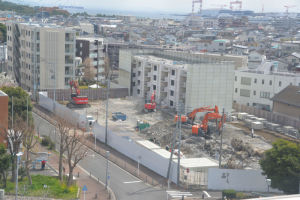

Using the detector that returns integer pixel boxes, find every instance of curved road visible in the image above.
[33,112,167,200]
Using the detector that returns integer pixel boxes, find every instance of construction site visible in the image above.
[74,96,274,170]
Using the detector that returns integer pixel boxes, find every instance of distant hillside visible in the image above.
[0,0,69,16]
[0,0,36,15]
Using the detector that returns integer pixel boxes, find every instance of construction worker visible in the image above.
[41,160,46,170]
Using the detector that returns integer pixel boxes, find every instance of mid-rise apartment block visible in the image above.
[6,22,76,92]
[233,61,300,111]
[119,49,238,112]
[75,37,105,75]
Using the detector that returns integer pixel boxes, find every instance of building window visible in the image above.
[240,89,251,97]
[235,76,237,81]
[170,100,174,106]
[132,82,135,86]
[171,80,175,86]
[170,90,174,96]
[153,75,156,81]
[153,85,156,90]
[253,91,256,96]
[235,88,238,93]
[138,71,141,76]
[254,78,257,84]
[80,43,83,48]
[279,81,282,87]
[262,79,264,85]
[137,89,140,94]
[138,62,141,67]
[241,77,251,85]
[154,65,157,71]
[260,91,270,99]
[171,69,175,76]
[132,73,136,78]
[219,43,224,46]
[137,80,140,85]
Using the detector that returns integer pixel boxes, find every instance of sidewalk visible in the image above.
[40,144,110,200]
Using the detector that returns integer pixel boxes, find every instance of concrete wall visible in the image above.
[185,62,235,112]
[208,168,281,193]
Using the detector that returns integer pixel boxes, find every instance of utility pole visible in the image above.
[105,151,110,189]
[26,96,28,126]
[11,96,13,129]
[177,102,183,186]
[105,76,110,145]
[167,110,178,188]
[95,40,99,89]
[219,108,225,168]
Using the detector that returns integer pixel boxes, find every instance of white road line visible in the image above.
[123,180,142,184]
[203,191,211,198]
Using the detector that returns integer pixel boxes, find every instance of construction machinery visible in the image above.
[174,105,219,124]
[144,91,156,112]
[192,112,226,138]
[67,80,90,108]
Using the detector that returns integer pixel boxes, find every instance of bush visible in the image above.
[41,136,51,146]
[222,189,237,199]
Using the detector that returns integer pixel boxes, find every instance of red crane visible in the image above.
[192,112,226,138]
[230,0,242,11]
[67,80,89,108]
[174,105,219,124]
[284,5,296,14]
[144,91,156,112]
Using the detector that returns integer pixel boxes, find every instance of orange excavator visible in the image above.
[192,112,226,138]
[144,91,156,112]
[174,105,219,124]
[67,80,90,108]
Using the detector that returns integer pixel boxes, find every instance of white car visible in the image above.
[86,115,96,126]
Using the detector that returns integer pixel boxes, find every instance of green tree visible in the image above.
[0,23,6,43]
[0,86,33,126]
[0,144,10,188]
[260,139,300,194]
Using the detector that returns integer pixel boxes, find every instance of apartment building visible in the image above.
[6,22,76,92]
[119,49,236,112]
[233,61,300,111]
[76,37,105,76]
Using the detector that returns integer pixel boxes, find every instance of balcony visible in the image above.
[163,77,169,82]
[65,56,74,64]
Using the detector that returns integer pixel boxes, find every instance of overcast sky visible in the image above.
[21,0,300,13]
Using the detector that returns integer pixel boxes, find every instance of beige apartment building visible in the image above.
[6,22,76,93]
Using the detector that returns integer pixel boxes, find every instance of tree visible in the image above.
[0,86,33,125]
[56,118,71,182]
[65,129,88,186]
[260,139,300,194]
[23,126,37,185]
[0,144,10,188]
[82,58,96,83]
[0,23,6,42]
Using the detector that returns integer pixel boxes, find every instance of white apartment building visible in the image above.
[121,50,236,112]
[233,61,300,111]
[6,22,76,92]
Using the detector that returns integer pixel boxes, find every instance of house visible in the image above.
[272,85,300,120]
[232,45,249,55]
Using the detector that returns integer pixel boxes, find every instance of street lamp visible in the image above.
[266,178,271,193]
[15,152,23,200]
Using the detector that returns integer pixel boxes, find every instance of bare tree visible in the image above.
[23,125,37,185]
[83,58,96,82]
[65,129,88,186]
[102,56,111,80]
[55,118,71,182]
[1,117,26,182]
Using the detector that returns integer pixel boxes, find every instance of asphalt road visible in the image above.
[33,112,167,200]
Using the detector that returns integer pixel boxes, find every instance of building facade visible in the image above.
[233,61,300,111]
[6,22,76,92]
[120,49,236,112]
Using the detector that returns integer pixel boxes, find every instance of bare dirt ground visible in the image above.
[74,97,273,170]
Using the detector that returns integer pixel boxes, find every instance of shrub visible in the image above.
[41,136,51,146]
[222,189,237,199]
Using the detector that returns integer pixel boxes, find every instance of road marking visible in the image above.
[123,180,142,184]
[203,191,211,198]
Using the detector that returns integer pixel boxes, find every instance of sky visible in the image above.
[12,0,300,13]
